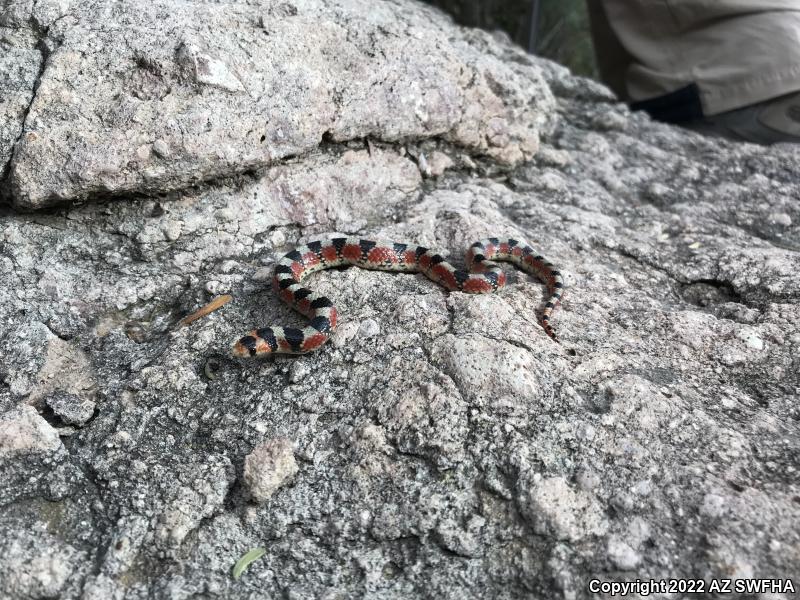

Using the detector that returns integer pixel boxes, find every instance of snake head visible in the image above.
[231,334,268,358]
[232,328,279,358]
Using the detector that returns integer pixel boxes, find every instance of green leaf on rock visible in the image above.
[232,547,266,580]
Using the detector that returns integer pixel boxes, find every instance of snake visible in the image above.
[232,237,565,357]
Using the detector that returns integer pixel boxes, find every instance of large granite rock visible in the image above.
[1,1,798,599]
[1,0,552,208]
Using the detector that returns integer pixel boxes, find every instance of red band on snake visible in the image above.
[233,237,565,357]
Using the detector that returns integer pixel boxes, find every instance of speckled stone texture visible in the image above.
[1,1,799,599]
[2,0,552,208]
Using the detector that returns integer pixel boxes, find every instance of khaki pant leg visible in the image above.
[586,1,632,101]
[589,0,800,115]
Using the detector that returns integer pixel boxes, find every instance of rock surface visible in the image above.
[0,404,62,455]
[1,1,799,599]
[243,437,299,503]
[2,0,552,208]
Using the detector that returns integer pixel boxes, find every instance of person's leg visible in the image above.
[586,1,631,102]
[589,0,800,143]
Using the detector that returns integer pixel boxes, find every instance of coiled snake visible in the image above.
[233,237,564,357]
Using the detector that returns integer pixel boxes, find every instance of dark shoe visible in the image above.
[683,91,800,144]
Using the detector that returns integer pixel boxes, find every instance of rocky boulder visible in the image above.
[0,0,798,599]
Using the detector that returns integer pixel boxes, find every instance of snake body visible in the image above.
[232,237,564,357]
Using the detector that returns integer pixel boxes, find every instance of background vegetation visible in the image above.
[422,0,597,78]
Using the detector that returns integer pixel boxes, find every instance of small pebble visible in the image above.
[699,493,726,519]
[289,361,310,384]
[270,230,286,247]
[243,438,299,503]
[162,220,182,241]
[577,423,595,441]
[46,391,96,426]
[535,146,571,167]
[152,139,170,158]
[770,212,792,226]
[136,144,151,161]
[607,537,641,570]
[575,468,600,492]
[591,110,628,131]
[737,327,764,351]
[253,267,273,282]
[427,151,453,176]
[357,318,380,338]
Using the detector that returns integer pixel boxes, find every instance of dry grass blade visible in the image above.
[178,294,233,327]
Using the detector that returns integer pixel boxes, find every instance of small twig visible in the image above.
[178,294,233,327]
